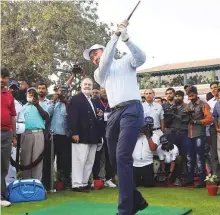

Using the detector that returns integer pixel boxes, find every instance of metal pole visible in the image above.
[49,130,56,192]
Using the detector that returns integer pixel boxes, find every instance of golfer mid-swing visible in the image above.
[83,20,148,215]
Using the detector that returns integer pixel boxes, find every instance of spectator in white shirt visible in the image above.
[142,89,164,138]
[6,80,25,185]
[157,135,183,186]
[133,116,159,187]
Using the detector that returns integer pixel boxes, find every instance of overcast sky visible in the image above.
[97,0,220,70]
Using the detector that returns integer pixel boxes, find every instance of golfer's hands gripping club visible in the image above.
[115,20,130,42]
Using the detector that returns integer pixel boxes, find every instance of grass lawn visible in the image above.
[2,187,220,215]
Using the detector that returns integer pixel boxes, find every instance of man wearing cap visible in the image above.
[83,20,147,215]
[8,79,25,135]
[20,87,49,180]
[133,116,159,187]
[157,135,182,185]
[6,79,25,186]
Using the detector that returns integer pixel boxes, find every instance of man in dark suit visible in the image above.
[68,78,103,192]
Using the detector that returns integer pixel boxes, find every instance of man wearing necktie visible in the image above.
[83,20,148,215]
[67,78,103,192]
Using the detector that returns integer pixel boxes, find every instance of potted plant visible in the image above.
[55,171,65,191]
[204,174,219,196]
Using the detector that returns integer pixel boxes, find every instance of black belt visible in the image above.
[153,127,161,131]
[111,100,140,111]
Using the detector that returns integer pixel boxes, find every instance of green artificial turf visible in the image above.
[2,187,220,215]
[22,201,192,215]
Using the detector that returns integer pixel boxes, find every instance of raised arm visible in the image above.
[95,35,119,84]
[125,40,146,68]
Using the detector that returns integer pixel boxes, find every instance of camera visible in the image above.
[71,64,82,74]
[164,104,177,116]
[141,116,154,139]
[163,104,177,127]
[181,110,195,124]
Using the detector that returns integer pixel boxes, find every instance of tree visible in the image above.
[1,0,112,88]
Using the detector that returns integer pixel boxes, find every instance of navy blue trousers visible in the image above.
[106,102,145,215]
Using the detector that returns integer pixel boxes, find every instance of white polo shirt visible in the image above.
[157,144,179,164]
[133,134,159,167]
[142,101,164,129]
[207,97,218,113]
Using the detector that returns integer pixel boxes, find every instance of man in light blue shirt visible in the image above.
[83,20,147,215]
[48,85,71,186]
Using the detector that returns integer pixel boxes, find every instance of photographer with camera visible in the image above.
[182,86,213,188]
[47,85,71,187]
[162,88,177,135]
[133,116,159,187]
[157,135,182,185]
[167,91,189,175]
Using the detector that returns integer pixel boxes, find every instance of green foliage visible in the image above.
[1,0,111,87]
[55,170,65,182]
[137,73,156,89]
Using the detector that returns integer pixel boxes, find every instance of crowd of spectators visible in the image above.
[1,67,220,207]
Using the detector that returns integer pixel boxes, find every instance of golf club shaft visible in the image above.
[127,0,141,21]
[117,0,141,36]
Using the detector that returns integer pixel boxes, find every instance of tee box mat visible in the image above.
[21,201,192,215]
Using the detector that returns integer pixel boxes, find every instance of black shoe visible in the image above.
[181,180,194,187]
[194,184,205,188]
[216,178,220,186]
[72,187,89,193]
[82,185,91,192]
[72,187,82,192]
[133,199,149,214]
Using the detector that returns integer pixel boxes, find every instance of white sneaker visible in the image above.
[174,178,182,186]
[104,179,117,188]
[1,199,11,207]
